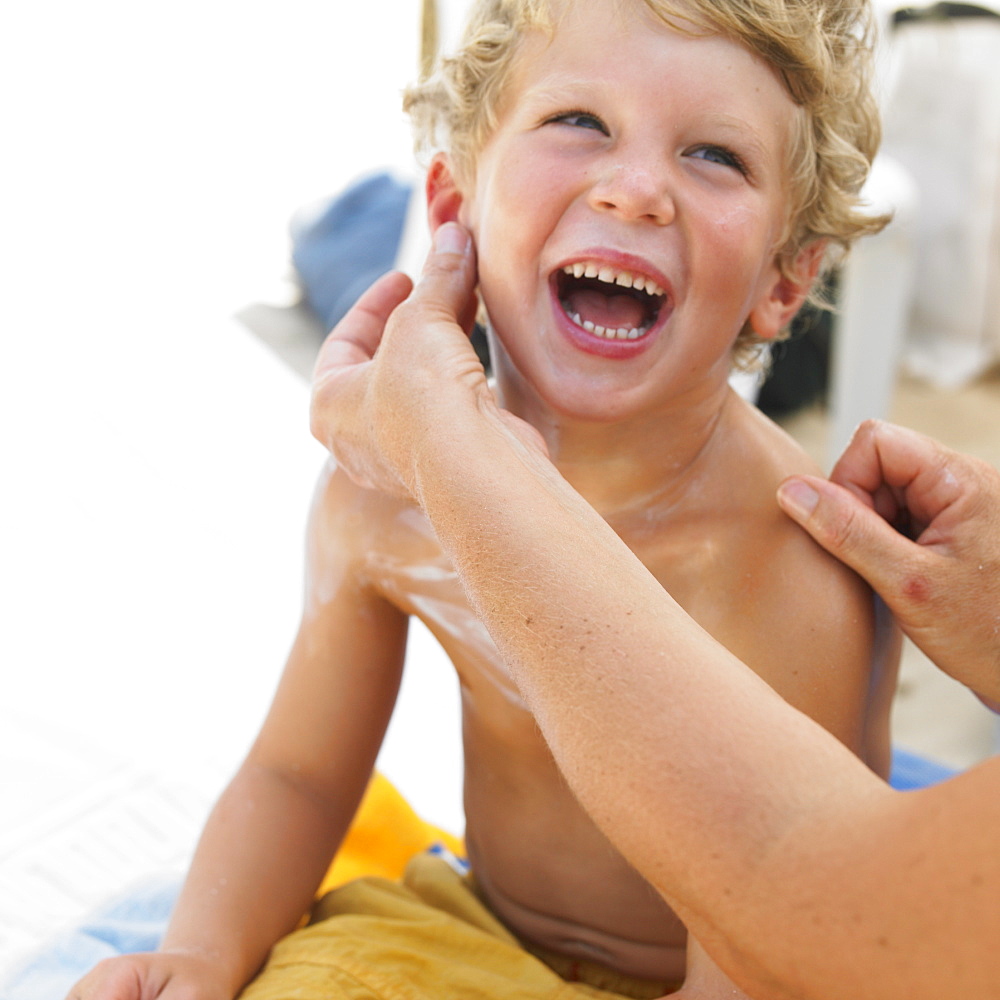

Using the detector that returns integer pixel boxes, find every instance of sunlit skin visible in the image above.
[66,3,900,999]
[451,7,795,439]
[294,3,895,994]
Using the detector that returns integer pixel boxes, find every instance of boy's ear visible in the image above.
[426,153,466,232]
[748,240,826,341]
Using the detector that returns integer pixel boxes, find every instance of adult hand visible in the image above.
[310,222,542,499]
[66,951,232,1000]
[777,420,1000,710]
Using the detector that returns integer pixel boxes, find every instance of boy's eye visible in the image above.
[688,145,748,175]
[547,111,609,134]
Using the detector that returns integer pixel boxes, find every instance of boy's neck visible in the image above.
[494,375,739,523]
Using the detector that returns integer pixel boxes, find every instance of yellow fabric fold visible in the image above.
[316,771,464,896]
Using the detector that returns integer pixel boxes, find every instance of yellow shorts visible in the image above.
[240,851,680,1000]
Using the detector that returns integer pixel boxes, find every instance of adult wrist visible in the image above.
[408,390,495,502]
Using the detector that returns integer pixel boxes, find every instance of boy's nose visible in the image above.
[588,157,676,226]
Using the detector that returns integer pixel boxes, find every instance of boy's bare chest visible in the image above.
[361,503,749,704]
[361,512,525,709]
[358,505,692,972]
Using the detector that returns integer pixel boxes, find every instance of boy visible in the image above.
[70,1,899,997]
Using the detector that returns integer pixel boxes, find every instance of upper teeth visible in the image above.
[562,261,665,298]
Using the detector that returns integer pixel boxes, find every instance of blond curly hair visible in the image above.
[405,0,889,360]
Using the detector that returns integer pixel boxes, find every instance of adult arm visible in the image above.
[310,224,1000,1000]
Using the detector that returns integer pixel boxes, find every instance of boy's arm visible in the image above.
[716,503,897,773]
[70,465,408,1000]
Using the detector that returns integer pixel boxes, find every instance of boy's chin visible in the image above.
[496,363,662,426]
[487,320,676,424]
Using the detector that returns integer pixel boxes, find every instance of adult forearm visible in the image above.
[421,406,858,832]
[160,761,347,995]
[411,404,898,995]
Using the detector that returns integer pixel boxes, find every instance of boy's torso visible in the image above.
[356,493,690,980]
[335,400,894,982]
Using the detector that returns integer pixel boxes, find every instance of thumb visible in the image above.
[777,475,920,595]
[408,222,478,334]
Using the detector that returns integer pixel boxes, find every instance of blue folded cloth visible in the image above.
[889,745,957,790]
[1,877,180,1000]
[291,171,413,332]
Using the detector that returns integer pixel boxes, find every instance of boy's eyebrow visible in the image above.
[517,78,601,111]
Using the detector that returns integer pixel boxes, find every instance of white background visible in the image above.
[1,1,466,976]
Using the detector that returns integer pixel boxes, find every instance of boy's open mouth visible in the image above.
[554,261,668,341]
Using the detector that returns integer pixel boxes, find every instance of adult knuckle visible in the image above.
[309,396,333,444]
[822,498,862,553]
[926,448,954,485]
[428,246,466,274]
[91,957,122,979]
[390,295,426,331]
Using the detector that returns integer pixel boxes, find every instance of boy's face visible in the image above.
[431,0,806,422]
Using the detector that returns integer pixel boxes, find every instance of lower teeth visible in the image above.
[569,311,646,341]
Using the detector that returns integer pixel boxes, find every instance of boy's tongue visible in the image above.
[565,287,647,331]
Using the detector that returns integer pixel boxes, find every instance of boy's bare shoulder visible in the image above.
[306,458,442,580]
[681,399,897,760]
[716,399,876,630]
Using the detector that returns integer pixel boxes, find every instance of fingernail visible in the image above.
[433,223,469,255]
[778,480,819,520]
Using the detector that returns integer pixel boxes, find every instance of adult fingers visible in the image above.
[64,957,147,1000]
[313,270,413,384]
[828,420,965,540]
[309,223,480,494]
[783,423,1000,700]
[397,222,478,337]
[776,473,926,600]
[310,270,412,460]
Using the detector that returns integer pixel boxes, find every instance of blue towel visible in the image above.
[1,877,180,1000]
